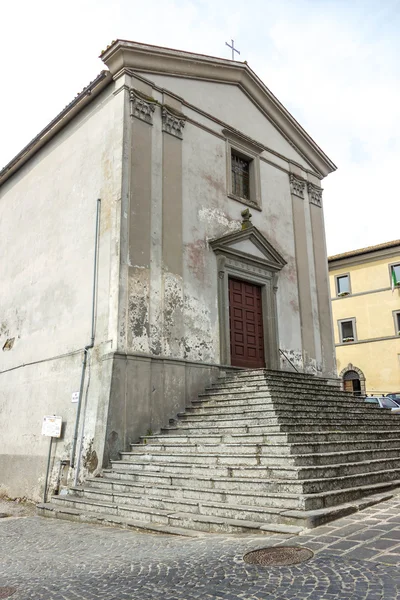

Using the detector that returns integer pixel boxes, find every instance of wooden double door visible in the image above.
[229,278,265,369]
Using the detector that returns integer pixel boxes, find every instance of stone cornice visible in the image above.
[161,106,185,138]
[101,40,336,177]
[289,174,306,198]
[307,182,323,206]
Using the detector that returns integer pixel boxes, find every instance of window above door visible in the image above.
[223,129,262,210]
[338,317,357,343]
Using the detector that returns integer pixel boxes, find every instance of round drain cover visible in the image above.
[244,546,313,566]
[0,588,17,599]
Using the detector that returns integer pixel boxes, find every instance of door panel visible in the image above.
[229,278,265,368]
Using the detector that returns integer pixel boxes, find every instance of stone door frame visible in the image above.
[210,224,286,371]
[339,363,366,395]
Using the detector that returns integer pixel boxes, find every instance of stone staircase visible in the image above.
[38,369,400,535]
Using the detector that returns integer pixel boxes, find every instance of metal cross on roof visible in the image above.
[225,39,240,61]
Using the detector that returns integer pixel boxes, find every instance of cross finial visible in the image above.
[241,208,252,229]
[225,39,240,61]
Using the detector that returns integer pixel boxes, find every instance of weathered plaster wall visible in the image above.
[103,71,323,457]
[0,84,123,500]
[93,64,337,466]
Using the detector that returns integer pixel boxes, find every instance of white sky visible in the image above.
[1,0,399,255]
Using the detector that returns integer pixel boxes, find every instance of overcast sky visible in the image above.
[2,0,399,255]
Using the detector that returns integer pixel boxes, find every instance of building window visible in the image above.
[223,129,262,210]
[338,318,356,343]
[394,311,400,335]
[335,274,351,297]
[231,153,250,200]
[390,263,400,289]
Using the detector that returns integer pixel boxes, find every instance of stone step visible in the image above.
[90,475,304,509]
[69,484,394,528]
[47,495,294,535]
[163,424,280,435]
[211,377,335,389]
[190,394,372,412]
[131,438,400,459]
[179,406,400,426]
[112,459,302,479]
[219,369,332,383]
[38,366,400,536]
[36,487,396,533]
[91,472,400,511]
[178,406,392,422]
[165,415,399,435]
[165,421,400,436]
[101,464,400,496]
[208,382,347,395]
[70,485,305,528]
[122,450,292,466]
[37,502,207,537]
[123,446,400,467]
[198,387,351,400]
[113,455,400,482]
[141,429,400,446]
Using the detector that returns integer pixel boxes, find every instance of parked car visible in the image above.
[364,396,400,412]
[386,393,400,406]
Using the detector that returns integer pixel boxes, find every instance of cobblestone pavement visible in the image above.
[2,497,400,599]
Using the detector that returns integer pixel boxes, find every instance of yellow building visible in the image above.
[328,240,400,395]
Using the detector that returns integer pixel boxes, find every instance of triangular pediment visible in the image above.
[209,225,287,272]
[101,41,336,177]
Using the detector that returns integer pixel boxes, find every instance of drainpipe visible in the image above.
[70,198,101,482]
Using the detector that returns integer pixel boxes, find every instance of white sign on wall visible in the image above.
[42,416,62,438]
[71,392,79,403]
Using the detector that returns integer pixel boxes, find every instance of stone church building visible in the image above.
[0,40,337,502]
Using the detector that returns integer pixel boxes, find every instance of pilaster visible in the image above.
[289,172,316,370]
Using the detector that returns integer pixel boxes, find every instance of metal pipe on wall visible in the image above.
[70,198,101,475]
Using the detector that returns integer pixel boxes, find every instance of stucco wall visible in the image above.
[336,340,400,394]
[0,84,123,500]
[330,253,400,394]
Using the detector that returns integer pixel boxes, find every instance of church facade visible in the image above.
[0,41,336,500]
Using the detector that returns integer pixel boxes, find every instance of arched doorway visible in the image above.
[339,363,366,396]
[343,370,361,395]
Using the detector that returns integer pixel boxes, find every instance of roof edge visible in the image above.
[328,240,400,263]
[101,40,336,177]
[0,71,112,187]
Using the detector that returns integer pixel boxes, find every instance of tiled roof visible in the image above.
[328,240,400,262]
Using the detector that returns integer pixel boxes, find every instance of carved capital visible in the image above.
[307,182,323,206]
[162,106,185,139]
[289,174,306,198]
[129,89,156,124]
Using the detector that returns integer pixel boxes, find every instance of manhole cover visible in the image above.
[0,588,17,599]
[244,546,313,566]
